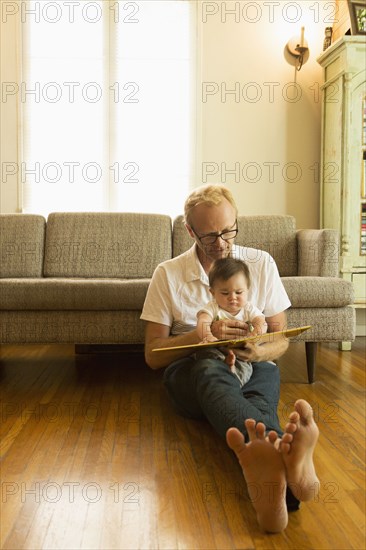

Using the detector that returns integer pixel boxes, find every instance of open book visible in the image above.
[152,325,312,353]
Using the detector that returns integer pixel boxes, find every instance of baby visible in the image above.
[196,257,267,386]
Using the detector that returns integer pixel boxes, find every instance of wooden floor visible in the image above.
[0,339,365,550]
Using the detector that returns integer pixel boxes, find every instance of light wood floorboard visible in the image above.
[0,339,365,549]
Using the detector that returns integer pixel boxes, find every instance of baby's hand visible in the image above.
[245,322,265,337]
[244,322,254,335]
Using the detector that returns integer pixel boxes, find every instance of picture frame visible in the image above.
[347,0,366,34]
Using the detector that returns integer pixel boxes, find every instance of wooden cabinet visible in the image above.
[318,36,366,310]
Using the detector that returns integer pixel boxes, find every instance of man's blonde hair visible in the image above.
[184,184,238,226]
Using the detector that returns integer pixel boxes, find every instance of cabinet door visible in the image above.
[349,75,366,264]
[322,75,343,232]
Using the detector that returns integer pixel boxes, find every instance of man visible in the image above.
[141,184,319,532]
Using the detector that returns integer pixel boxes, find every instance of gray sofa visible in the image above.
[0,212,355,382]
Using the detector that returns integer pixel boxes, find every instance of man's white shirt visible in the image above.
[140,244,291,335]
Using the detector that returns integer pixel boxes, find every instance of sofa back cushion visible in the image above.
[0,214,46,278]
[44,212,172,278]
[173,215,297,276]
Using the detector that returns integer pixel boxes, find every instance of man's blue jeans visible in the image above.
[163,356,283,441]
[163,356,301,511]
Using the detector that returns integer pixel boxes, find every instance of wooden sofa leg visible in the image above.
[305,342,317,384]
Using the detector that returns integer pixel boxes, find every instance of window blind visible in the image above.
[21,0,195,217]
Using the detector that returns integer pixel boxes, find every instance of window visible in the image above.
[21,0,195,217]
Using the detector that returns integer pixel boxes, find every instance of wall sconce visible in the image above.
[286,27,309,71]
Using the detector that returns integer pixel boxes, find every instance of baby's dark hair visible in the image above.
[208,257,251,289]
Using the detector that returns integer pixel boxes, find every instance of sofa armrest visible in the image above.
[297,229,339,277]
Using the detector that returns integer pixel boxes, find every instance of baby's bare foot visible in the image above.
[280,399,320,502]
[224,349,236,373]
[226,420,288,532]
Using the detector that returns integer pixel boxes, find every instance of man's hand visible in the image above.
[233,342,266,363]
[202,335,218,343]
[211,319,251,340]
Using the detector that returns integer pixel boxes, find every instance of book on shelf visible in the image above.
[152,325,311,353]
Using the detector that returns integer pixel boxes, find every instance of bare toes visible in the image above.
[281,433,293,444]
[256,422,266,440]
[295,399,314,425]
[226,427,245,454]
[288,411,299,424]
[245,419,257,441]
[284,421,297,435]
[280,441,291,454]
[267,430,278,444]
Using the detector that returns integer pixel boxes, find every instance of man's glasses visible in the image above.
[190,220,238,246]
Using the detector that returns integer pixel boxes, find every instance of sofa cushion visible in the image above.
[236,216,298,277]
[0,278,150,311]
[173,215,298,276]
[282,276,354,307]
[0,310,144,344]
[297,229,339,277]
[0,214,46,278]
[287,307,355,342]
[43,212,172,278]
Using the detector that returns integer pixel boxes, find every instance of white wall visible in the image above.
[196,0,331,229]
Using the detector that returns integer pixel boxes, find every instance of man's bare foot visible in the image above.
[280,399,320,502]
[226,419,288,533]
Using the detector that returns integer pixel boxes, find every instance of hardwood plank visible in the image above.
[0,339,365,549]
